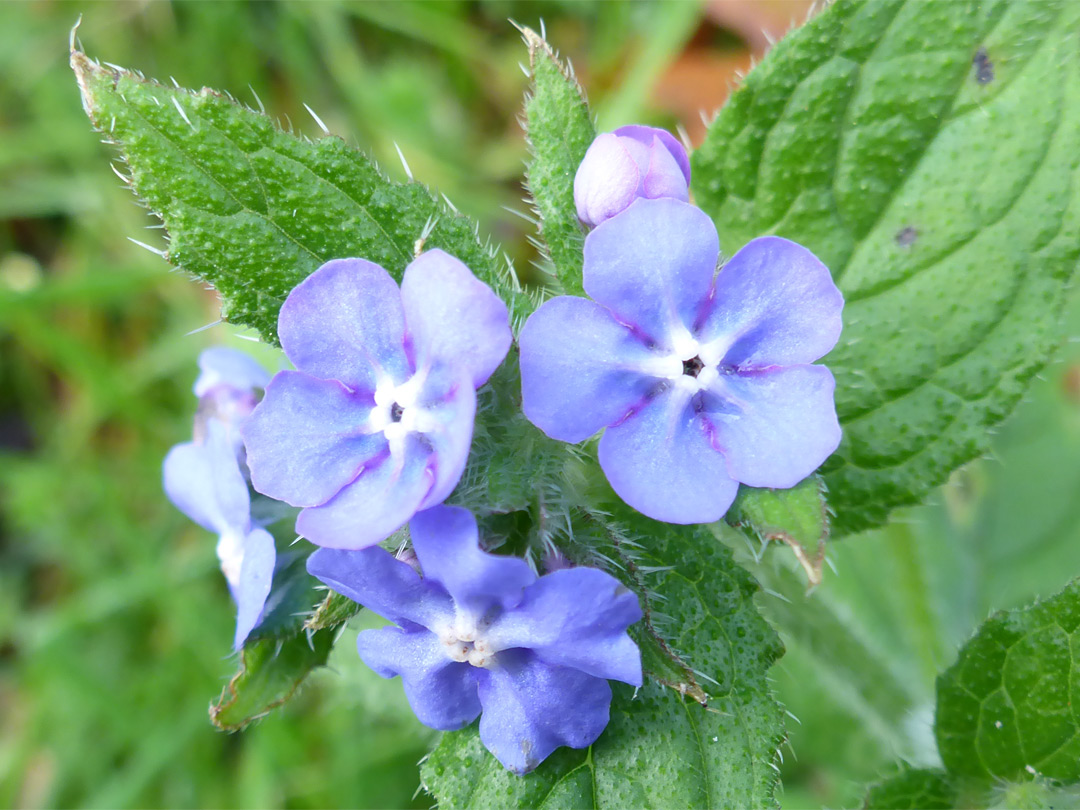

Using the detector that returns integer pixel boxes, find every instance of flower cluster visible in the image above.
[163,121,842,775]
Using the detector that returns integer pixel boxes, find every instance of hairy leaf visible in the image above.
[727,476,828,587]
[692,0,1080,534]
[863,768,959,810]
[520,27,594,295]
[71,50,530,344]
[936,578,1080,784]
[422,512,785,809]
[303,591,361,633]
[243,547,317,642]
[210,627,334,731]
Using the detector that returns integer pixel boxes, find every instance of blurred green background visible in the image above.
[3,2,1080,808]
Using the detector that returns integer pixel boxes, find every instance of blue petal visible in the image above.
[520,296,660,443]
[306,546,453,630]
[400,250,512,388]
[296,436,433,549]
[583,198,718,345]
[409,506,536,616]
[598,389,739,524]
[278,258,410,389]
[477,649,613,774]
[705,365,841,489]
[243,371,387,508]
[163,420,250,535]
[233,528,275,650]
[415,367,477,510]
[358,626,482,731]
[699,236,843,367]
[486,567,642,686]
[194,346,270,397]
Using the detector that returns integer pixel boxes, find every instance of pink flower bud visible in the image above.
[573,125,690,227]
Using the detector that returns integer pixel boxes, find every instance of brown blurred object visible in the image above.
[654,0,817,145]
[707,0,819,53]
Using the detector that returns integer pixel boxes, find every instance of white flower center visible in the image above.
[217,530,245,590]
[436,611,498,669]
[636,328,726,393]
[368,374,438,450]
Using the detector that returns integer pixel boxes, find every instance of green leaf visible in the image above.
[422,513,785,809]
[692,0,1080,534]
[521,27,595,295]
[727,476,828,587]
[210,627,334,731]
[244,547,315,642]
[935,577,1080,784]
[863,768,960,810]
[304,591,361,632]
[71,50,530,344]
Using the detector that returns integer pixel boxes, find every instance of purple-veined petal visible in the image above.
[700,236,843,368]
[278,258,410,389]
[574,133,641,227]
[233,527,275,650]
[519,296,659,443]
[416,369,477,510]
[194,346,271,397]
[400,250,512,388]
[163,420,250,535]
[486,567,642,685]
[706,365,840,489]
[477,649,613,774]
[409,506,536,615]
[306,546,454,630]
[295,436,433,549]
[358,626,482,730]
[583,198,718,345]
[598,388,739,524]
[243,371,386,508]
[614,125,691,186]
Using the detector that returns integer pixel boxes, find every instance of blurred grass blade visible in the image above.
[70,49,530,344]
[520,26,594,295]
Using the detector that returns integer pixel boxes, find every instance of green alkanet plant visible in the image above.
[74,0,1080,806]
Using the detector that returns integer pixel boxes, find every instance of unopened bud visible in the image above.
[573,125,690,227]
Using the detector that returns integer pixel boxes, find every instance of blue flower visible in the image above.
[519,198,844,524]
[192,345,271,457]
[164,348,275,649]
[574,125,690,227]
[243,251,512,550]
[307,505,642,774]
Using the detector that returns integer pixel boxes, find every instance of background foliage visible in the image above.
[5,1,1080,808]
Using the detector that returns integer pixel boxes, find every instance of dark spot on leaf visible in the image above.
[973,47,994,84]
[896,226,919,248]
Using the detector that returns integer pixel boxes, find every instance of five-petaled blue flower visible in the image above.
[519,197,844,524]
[243,250,512,550]
[164,348,275,650]
[307,505,643,774]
